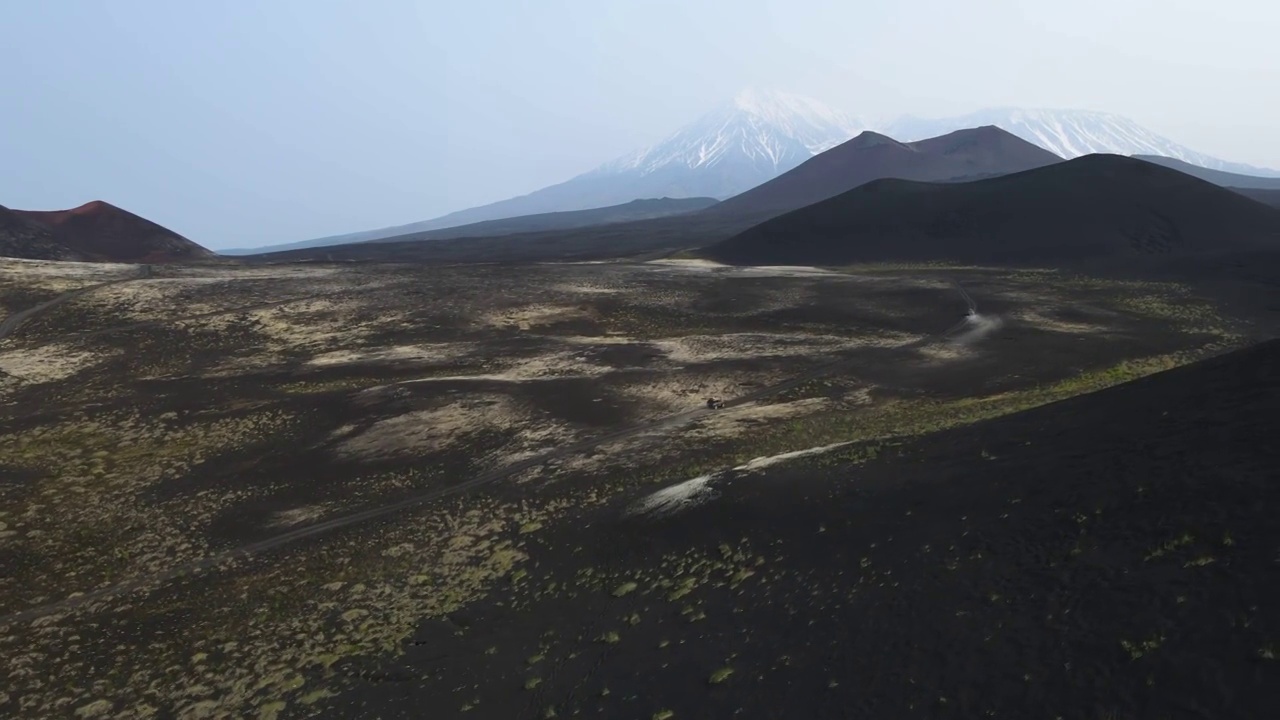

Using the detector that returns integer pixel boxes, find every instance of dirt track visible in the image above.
[0,270,144,340]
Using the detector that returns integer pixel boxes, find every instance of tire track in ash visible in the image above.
[0,265,151,342]
[0,278,985,627]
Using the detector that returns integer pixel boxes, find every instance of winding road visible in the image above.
[0,268,146,342]
[0,276,984,626]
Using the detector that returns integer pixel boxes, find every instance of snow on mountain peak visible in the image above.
[885,107,1280,177]
[585,94,1279,202]
[729,87,859,133]
[597,89,868,180]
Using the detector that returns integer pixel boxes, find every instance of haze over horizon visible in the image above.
[3,0,1278,250]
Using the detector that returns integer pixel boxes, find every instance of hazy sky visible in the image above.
[3,0,1278,249]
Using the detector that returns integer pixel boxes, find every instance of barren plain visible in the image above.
[0,256,1263,718]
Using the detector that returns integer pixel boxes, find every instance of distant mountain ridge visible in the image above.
[711,125,1062,219]
[365,197,718,244]
[1,201,212,263]
[268,89,868,253]
[247,92,1280,255]
[222,197,720,255]
[1129,155,1280,190]
[1234,188,1280,210]
[261,129,1072,267]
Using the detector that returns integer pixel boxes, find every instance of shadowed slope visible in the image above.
[1233,187,1280,210]
[706,154,1280,266]
[342,338,1280,719]
[1134,155,1280,190]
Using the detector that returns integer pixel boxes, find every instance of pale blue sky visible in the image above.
[3,0,1277,249]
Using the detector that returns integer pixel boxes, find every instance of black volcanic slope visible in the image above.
[711,125,1062,218]
[1233,187,1280,210]
[706,154,1280,266]
[1134,155,1280,190]
[337,339,1280,719]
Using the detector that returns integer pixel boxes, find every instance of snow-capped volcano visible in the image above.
[263,91,1278,253]
[884,108,1280,178]
[266,90,871,249]
[599,88,868,177]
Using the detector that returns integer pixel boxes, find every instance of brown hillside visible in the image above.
[7,201,212,263]
[0,204,78,261]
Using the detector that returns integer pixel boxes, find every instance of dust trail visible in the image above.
[633,474,718,516]
[633,280,988,519]
[951,312,1004,345]
[737,441,854,472]
[945,277,1002,346]
[631,441,854,518]
[953,280,978,315]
